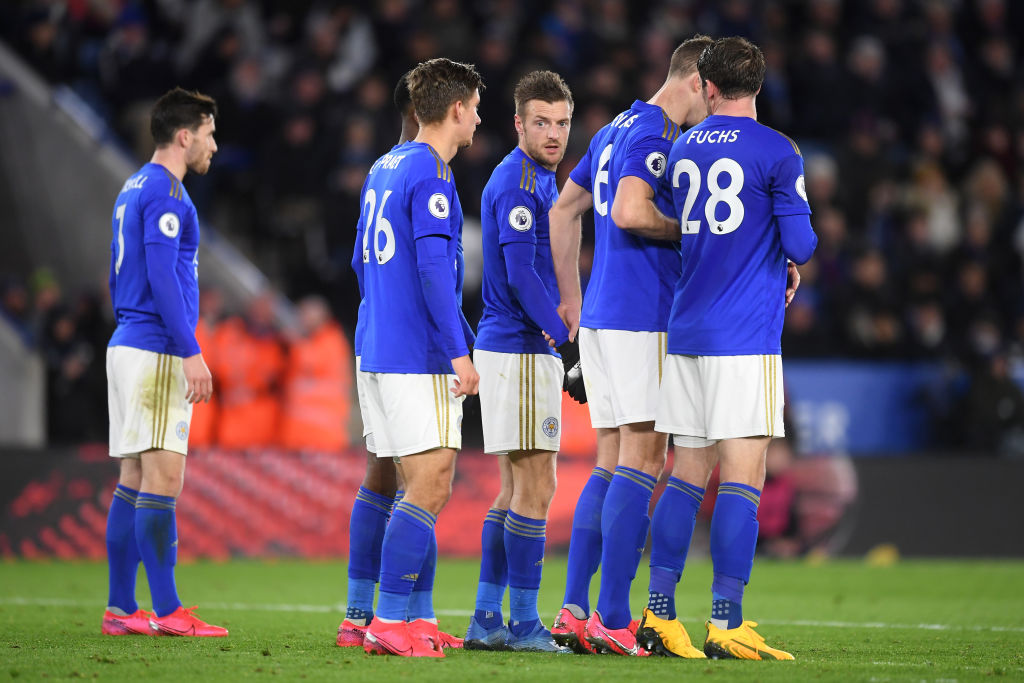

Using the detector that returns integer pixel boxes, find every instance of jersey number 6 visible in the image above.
[672,157,745,234]
[362,188,396,265]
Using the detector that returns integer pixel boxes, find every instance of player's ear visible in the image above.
[514,113,524,136]
[177,127,191,149]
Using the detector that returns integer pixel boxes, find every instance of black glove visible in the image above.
[556,339,587,404]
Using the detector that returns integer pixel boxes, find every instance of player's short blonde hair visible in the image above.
[668,34,714,78]
[513,70,574,118]
[407,58,485,125]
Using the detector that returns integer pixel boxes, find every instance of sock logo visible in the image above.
[401,573,419,581]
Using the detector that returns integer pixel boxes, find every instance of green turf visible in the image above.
[1,557,1022,681]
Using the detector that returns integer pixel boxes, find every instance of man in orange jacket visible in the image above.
[210,291,284,449]
[280,296,352,451]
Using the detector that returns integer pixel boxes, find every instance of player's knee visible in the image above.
[141,469,184,498]
[118,458,142,489]
[361,456,397,496]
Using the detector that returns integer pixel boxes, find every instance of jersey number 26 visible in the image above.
[362,188,396,265]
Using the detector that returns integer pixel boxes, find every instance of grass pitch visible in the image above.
[1,557,1022,681]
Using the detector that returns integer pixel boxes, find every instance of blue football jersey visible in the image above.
[666,114,816,355]
[568,100,682,332]
[108,163,200,356]
[358,141,468,374]
[476,147,560,355]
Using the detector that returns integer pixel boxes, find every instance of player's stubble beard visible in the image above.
[524,134,565,172]
[186,144,214,175]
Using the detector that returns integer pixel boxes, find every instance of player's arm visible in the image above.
[611,132,679,240]
[504,242,570,345]
[412,179,478,396]
[455,235,476,350]
[351,178,371,299]
[548,177,592,340]
[771,153,817,266]
[142,198,211,403]
[778,215,817,265]
[351,214,366,299]
[108,247,117,309]
[610,175,680,240]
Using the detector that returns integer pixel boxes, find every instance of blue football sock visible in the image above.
[562,466,612,618]
[377,501,436,621]
[106,484,140,614]
[709,482,760,629]
[345,486,392,624]
[408,532,437,621]
[596,466,657,630]
[135,492,181,618]
[473,508,508,629]
[392,489,405,511]
[504,511,546,636]
[647,478,705,619]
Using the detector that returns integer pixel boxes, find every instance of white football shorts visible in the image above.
[362,371,465,458]
[107,346,193,457]
[655,353,785,446]
[475,349,563,454]
[578,327,668,428]
[354,356,376,453]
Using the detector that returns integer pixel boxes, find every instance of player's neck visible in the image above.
[150,149,187,181]
[414,126,458,163]
[648,76,692,127]
[709,97,757,120]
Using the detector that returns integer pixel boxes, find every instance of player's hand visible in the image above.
[182,353,213,404]
[450,354,479,397]
[785,261,801,309]
[556,300,581,342]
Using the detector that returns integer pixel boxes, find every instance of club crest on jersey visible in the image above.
[175,421,188,440]
[542,416,559,437]
[158,212,180,238]
[645,152,667,178]
[428,193,450,219]
[508,206,533,232]
[795,174,807,201]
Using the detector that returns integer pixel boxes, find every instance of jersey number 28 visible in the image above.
[672,157,745,234]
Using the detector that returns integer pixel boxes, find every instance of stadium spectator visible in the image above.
[189,289,224,449]
[279,296,352,452]
[0,278,34,348]
[958,348,1024,455]
[210,291,285,449]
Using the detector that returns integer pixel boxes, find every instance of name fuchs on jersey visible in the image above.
[686,129,741,144]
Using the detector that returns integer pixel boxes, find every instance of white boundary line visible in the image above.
[2,598,1023,633]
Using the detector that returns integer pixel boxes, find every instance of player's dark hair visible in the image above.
[667,34,714,78]
[407,58,485,125]
[151,87,217,146]
[393,69,413,115]
[697,36,766,99]
[513,70,574,117]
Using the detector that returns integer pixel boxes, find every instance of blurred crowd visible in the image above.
[4,0,1024,451]
[1,270,353,451]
